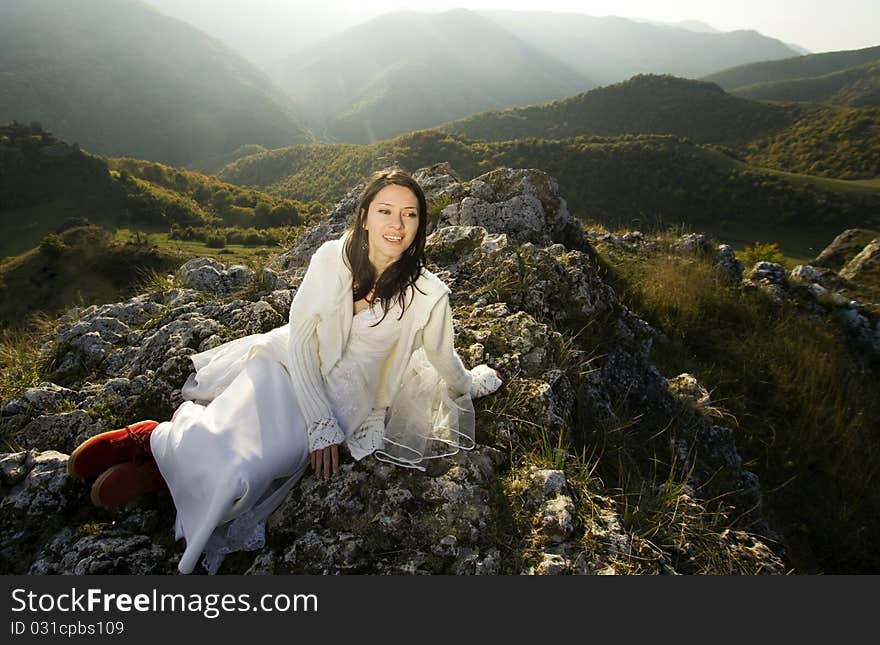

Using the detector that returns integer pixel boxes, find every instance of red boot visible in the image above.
[67,420,159,479]
[90,459,168,508]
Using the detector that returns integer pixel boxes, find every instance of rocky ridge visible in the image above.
[0,164,787,575]
[587,226,880,367]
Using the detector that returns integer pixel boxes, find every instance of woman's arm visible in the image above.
[288,315,345,450]
[421,294,503,400]
[420,294,474,397]
[287,244,345,472]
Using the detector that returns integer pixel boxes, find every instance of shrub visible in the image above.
[205,232,227,248]
[39,234,66,258]
[740,241,785,267]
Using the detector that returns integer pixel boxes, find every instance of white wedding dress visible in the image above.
[149,299,405,574]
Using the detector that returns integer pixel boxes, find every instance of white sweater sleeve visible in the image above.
[287,245,345,451]
[420,294,474,397]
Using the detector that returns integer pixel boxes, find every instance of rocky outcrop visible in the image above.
[739,258,880,364]
[272,188,360,272]
[670,233,713,257]
[433,167,586,252]
[813,228,879,271]
[743,261,790,302]
[175,258,255,297]
[839,238,880,283]
[585,230,744,284]
[0,164,783,575]
[584,229,656,254]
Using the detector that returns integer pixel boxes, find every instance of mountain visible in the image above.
[0,0,312,167]
[785,43,812,56]
[272,9,593,145]
[0,122,326,325]
[633,18,721,34]
[272,6,802,146]
[142,0,360,71]
[703,45,880,90]
[476,10,801,85]
[666,20,721,34]
[437,74,799,148]
[732,61,880,107]
[432,74,879,181]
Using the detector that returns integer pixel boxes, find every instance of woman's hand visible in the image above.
[310,443,340,480]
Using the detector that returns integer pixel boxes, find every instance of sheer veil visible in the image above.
[375,348,476,471]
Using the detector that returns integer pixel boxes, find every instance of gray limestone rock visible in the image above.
[743,261,789,302]
[840,238,880,282]
[0,450,91,573]
[716,244,744,283]
[17,411,102,454]
[667,373,711,412]
[176,258,255,297]
[414,162,463,199]
[435,167,586,251]
[790,264,827,286]
[672,233,712,256]
[176,257,225,292]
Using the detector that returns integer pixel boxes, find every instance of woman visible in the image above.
[66,169,503,574]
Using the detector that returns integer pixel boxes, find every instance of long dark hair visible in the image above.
[344,169,428,326]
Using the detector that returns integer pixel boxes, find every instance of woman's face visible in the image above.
[362,184,420,267]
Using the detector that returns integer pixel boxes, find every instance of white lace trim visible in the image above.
[201,510,266,575]
[469,364,503,399]
[196,462,309,574]
[347,407,386,459]
[307,417,345,452]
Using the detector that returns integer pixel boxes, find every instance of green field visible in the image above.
[111,228,283,267]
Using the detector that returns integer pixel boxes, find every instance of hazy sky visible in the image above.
[144,0,880,66]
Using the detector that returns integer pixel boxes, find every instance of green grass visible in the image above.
[0,218,301,332]
[847,178,880,190]
[616,452,771,574]
[758,166,880,196]
[112,229,281,266]
[426,193,453,232]
[595,239,880,572]
[586,216,830,268]
[0,313,60,445]
[0,326,44,405]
